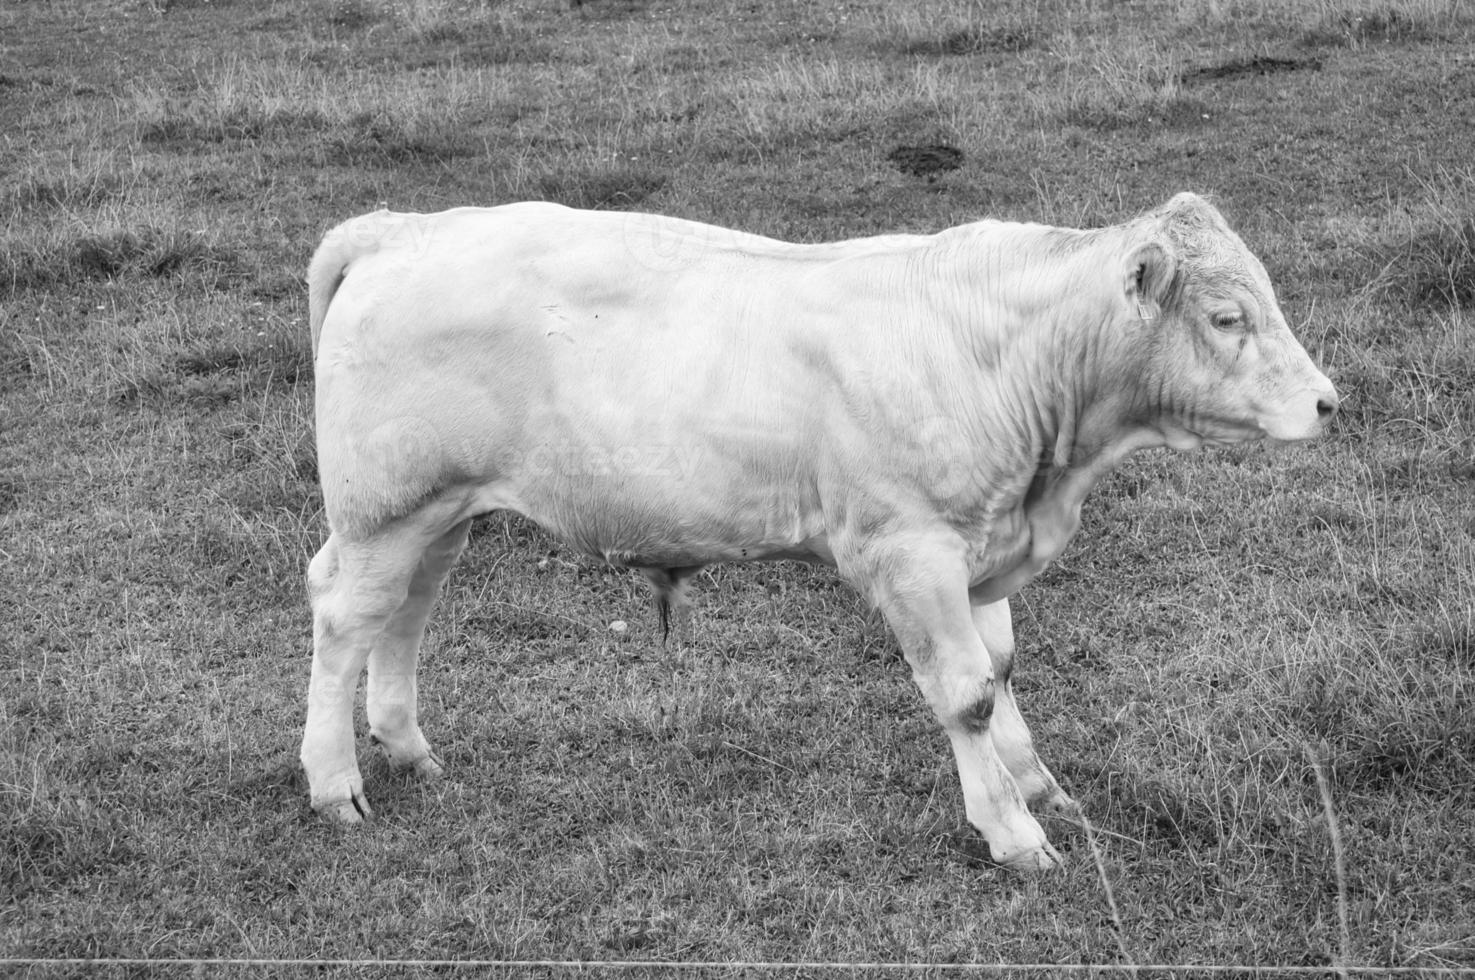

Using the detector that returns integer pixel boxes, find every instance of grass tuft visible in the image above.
[1,737,138,903]
[1357,197,1475,314]
[325,0,385,29]
[1301,7,1423,46]
[87,227,238,280]
[139,105,330,145]
[1049,38,1207,131]
[1415,621,1475,666]
[1295,0,1475,47]
[3,800,137,902]
[1390,219,1475,310]
[4,172,121,213]
[0,477,20,514]
[878,0,1041,60]
[534,166,669,211]
[1118,775,1223,848]
[903,25,1038,56]
[115,335,311,409]
[1290,659,1474,797]
[1,224,242,293]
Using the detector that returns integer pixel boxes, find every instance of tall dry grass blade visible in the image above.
[1080,809,1134,969]
[1307,742,1352,980]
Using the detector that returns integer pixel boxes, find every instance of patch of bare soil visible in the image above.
[1181,55,1322,84]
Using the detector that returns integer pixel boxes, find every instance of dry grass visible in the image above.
[3,0,1474,973]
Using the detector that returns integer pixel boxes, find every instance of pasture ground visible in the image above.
[3,0,1474,975]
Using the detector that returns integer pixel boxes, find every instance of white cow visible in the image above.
[300,194,1337,870]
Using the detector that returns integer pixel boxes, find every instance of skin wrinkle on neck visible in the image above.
[908,217,1172,601]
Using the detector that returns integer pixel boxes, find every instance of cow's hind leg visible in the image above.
[300,520,449,823]
[365,518,471,778]
[858,541,1060,871]
[970,599,1076,817]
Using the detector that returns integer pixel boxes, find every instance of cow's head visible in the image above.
[1125,193,1338,447]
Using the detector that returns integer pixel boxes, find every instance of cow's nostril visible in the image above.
[1317,396,1339,419]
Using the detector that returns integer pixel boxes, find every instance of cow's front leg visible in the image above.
[969,598,1076,816]
[858,539,1061,871]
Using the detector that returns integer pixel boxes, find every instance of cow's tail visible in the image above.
[307,211,395,356]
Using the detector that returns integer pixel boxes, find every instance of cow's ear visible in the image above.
[1124,241,1177,311]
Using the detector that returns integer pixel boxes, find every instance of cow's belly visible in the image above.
[465,432,830,568]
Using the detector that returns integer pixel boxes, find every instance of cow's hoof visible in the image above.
[1039,790,1080,817]
[996,840,1064,872]
[317,793,373,825]
[312,778,373,824]
[408,752,444,780]
[372,734,444,780]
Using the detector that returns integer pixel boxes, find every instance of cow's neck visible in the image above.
[942,222,1167,601]
[942,219,1158,457]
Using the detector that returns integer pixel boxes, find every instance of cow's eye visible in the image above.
[1210,311,1246,332]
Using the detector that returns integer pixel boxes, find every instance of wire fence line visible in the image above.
[4,959,1475,976]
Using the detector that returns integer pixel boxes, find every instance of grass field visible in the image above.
[3,0,1474,975]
